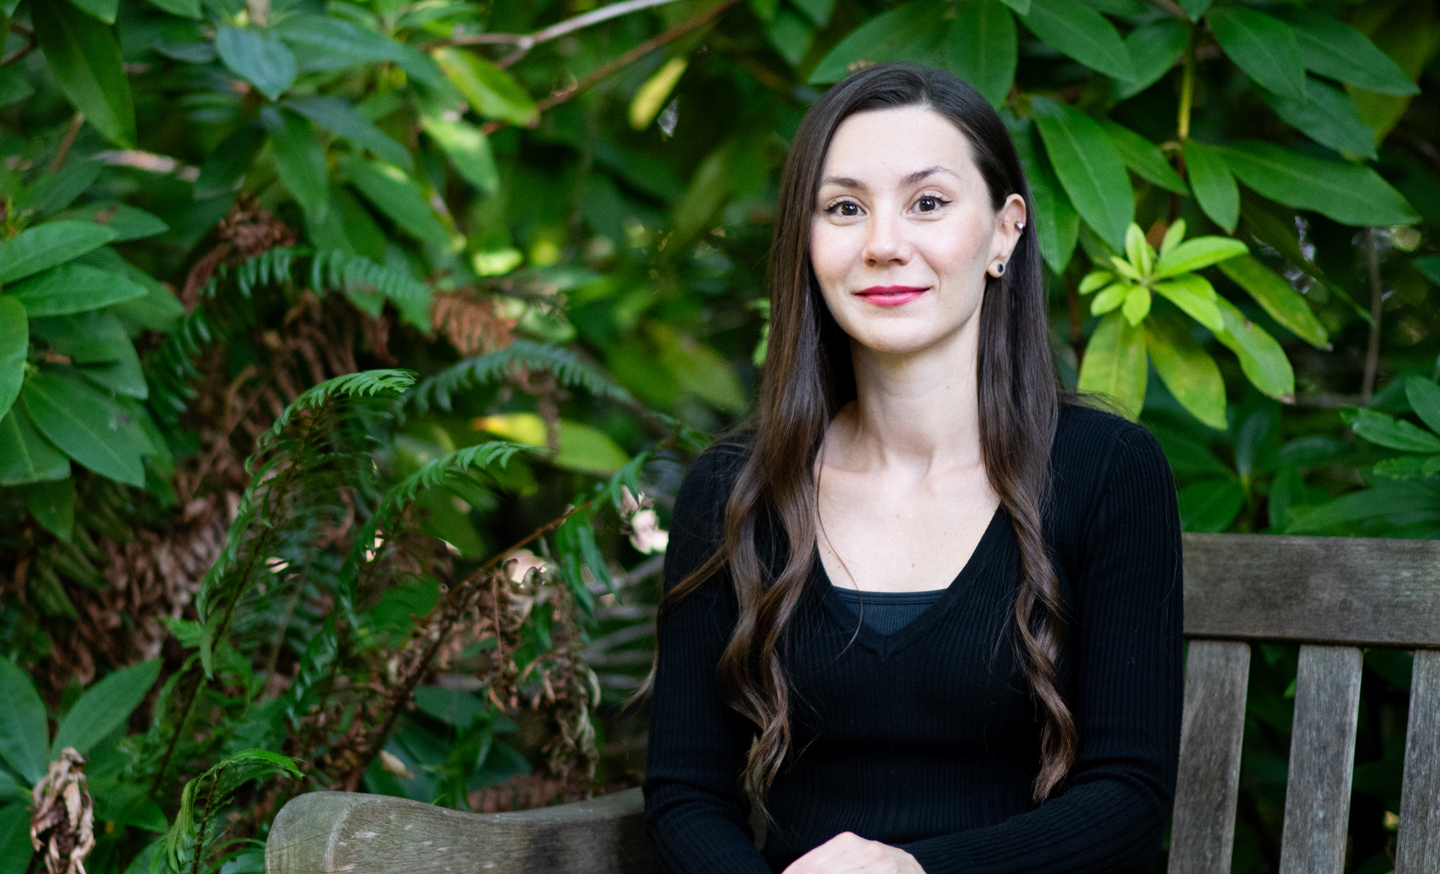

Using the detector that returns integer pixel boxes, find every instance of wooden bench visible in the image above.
[265,533,1440,874]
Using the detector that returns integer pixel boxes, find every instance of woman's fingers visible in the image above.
[781,832,926,874]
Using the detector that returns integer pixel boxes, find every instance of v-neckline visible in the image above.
[813,505,1006,660]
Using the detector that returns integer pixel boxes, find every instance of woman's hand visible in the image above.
[781,831,926,874]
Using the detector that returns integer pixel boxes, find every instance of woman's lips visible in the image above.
[855,286,927,307]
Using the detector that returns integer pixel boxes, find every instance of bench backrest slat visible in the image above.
[1277,645,1363,874]
[1168,640,1251,874]
[1182,533,1440,647]
[1398,649,1440,873]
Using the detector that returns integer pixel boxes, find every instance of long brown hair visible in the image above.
[663,63,1074,813]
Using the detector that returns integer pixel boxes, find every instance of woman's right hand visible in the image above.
[781,831,927,874]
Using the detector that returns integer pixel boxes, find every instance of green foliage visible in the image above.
[0,0,1433,871]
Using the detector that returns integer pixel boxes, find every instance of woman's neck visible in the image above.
[826,326,983,477]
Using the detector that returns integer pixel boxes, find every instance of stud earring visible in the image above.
[994,262,1006,276]
[1016,221,1025,232]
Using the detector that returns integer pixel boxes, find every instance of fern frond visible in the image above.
[236,247,296,298]
[164,749,301,873]
[409,339,636,415]
[379,440,536,520]
[262,369,415,443]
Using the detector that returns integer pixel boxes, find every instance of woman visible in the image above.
[643,63,1183,874]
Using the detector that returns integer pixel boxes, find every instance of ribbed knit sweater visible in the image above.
[643,404,1184,874]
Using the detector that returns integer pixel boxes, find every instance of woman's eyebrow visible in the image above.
[818,166,956,191]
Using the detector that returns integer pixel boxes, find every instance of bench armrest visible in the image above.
[264,788,656,874]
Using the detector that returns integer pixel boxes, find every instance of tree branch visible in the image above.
[426,0,686,62]
[1361,227,1384,404]
[480,0,740,135]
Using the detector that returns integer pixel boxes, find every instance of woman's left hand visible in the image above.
[781,831,926,874]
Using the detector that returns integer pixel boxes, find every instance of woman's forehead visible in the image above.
[820,106,978,185]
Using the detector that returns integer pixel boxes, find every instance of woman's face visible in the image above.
[809,105,1025,359]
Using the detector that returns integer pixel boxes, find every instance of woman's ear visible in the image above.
[995,193,1027,264]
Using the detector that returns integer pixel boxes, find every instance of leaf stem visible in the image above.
[1177,31,1196,143]
[1362,228,1383,404]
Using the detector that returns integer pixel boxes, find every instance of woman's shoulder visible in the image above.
[1052,401,1172,497]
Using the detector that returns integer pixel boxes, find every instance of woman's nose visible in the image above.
[862,209,909,265]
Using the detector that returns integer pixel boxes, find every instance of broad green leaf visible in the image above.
[1207,7,1305,102]
[0,66,33,108]
[30,310,129,363]
[1180,140,1238,232]
[285,95,412,170]
[21,369,145,485]
[671,144,732,252]
[1124,224,1152,276]
[274,14,443,84]
[195,122,266,198]
[432,47,538,126]
[1154,274,1223,332]
[793,0,835,26]
[1154,233,1247,278]
[651,322,749,414]
[1405,377,1440,436]
[1091,283,1127,315]
[749,0,779,22]
[1343,407,1440,454]
[555,420,630,475]
[18,477,74,541]
[1014,124,1078,274]
[0,657,48,784]
[1077,311,1146,419]
[1219,140,1418,227]
[147,0,201,17]
[1212,297,1294,401]
[1217,255,1328,350]
[0,410,69,485]
[0,804,34,874]
[1101,120,1187,194]
[1031,98,1132,250]
[17,159,103,216]
[0,221,116,284]
[1121,285,1151,325]
[64,0,116,23]
[1415,256,1440,286]
[0,296,23,421]
[7,264,147,316]
[1160,219,1185,260]
[1179,478,1245,532]
[1373,454,1440,480]
[263,106,329,225]
[1113,19,1190,101]
[419,111,499,194]
[1146,314,1227,429]
[998,0,1028,13]
[941,0,1016,109]
[31,1,135,146]
[1019,0,1135,81]
[347,159,451,246]
[1288,480,1440,533]
[808,0,949,83]
[54,202,169,241]
[52,659,160,756]
[1260,77,1377,160]
[1077,270,1112,294]
[1277,8,1419,96]
[630,57,689,126]
[1178,0,1212,22]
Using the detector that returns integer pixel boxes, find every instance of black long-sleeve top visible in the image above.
[643,404,1184,873]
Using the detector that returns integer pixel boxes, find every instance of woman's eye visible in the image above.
[916,196,948,213]
[825,201,860,217]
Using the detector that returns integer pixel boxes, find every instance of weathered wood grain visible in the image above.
[1277,645,1363,874]
[1398,649,1440,874]
[264,787,655,874]
[1183,533,1440,647]
[1169,640,1251,874]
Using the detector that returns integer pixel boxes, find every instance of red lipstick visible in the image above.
[855,285,927,307]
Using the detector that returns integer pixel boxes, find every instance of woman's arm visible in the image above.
[643,447,773,874]
[895,424,1185,874]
